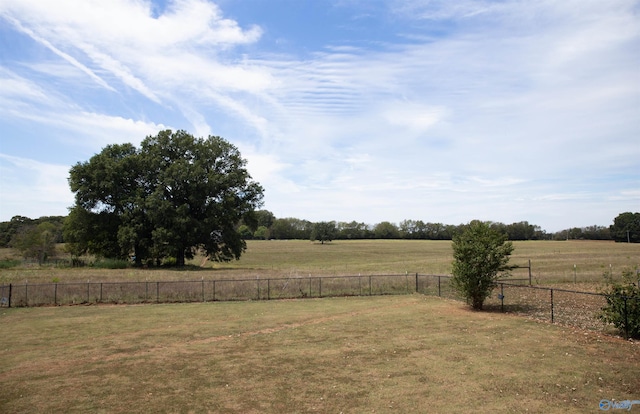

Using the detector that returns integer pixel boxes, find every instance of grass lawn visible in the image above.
[1,295,638,413]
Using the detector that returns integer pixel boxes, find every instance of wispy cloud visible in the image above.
[0,154,74,219]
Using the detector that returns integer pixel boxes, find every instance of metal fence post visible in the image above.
[202,278,205,302]
[87,282,90,303]
[500,284,504,312]
[415,273,419,293]
[624,296,629,339]
[54,283,58,306]
[267,278,271,300]
[25,283,28,306]
[100,283,103,303]
[156,281,159,303]
[528,259,532,286]
[438,276,441,297]
[550,289,554,323]
[8,283,11,308]
[213,280,216,301]
[369,276,372,296]
[319,278,322,298]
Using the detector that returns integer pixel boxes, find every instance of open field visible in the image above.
[1,240,638,286]
[1,295,638,413]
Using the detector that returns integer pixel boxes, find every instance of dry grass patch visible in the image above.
[1,295,638,413]
[1,240,638,286]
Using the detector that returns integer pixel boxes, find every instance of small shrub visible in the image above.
[161,257,178,267]
[0,259,21,269]
[92,259,130,269]
[599,268,640,338]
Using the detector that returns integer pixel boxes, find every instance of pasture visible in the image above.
[0,239,638,286]
[1,295,638,413]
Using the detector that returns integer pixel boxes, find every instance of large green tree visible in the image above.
[451,221,514,310]
[610,212,640,243]
[65,130,264,266]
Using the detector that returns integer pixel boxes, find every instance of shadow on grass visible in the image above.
[477,303,545,314]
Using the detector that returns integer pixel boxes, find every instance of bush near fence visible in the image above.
[1,274,637,338]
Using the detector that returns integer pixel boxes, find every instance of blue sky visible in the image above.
[0,0,638,232]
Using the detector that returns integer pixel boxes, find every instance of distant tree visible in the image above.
[336,221,370,239]
[254,210,275,229]
[582,225,611,240]
[424,222,451,240]
[610,212,640,243]
[374,221,400,239]
[253,226,270,240]
[66,130,264,266]
[270,218,312,239]
[311,221,337,244]
[399,219,428,239]
[240,209,274,234]
[11,222,57,264]
[0,216,34,247]
[451,221,514,310]
[238,225,254,240]
[505,221,538,240]
[34,216,66,242]
[270,218,295,239]
[1,216,65,248]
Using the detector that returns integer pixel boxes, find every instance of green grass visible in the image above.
[1,295,637,413]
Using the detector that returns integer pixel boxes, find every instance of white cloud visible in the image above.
[3,16,115,91]
[0,154,74,219]
[381,103,448,135]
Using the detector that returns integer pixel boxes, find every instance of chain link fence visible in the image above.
[1,274,636,338]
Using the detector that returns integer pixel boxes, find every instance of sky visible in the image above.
[0,0,638,232]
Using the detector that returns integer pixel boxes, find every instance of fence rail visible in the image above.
[0,274,636,338]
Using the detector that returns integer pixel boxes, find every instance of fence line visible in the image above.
[489,282,638,338]
[0,274,437,307]
[0,274,636,338]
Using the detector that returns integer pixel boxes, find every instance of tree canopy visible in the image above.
[65,130,264,266]
[451,221,514,310]
[311,221,337,244]
[610,212,640,243]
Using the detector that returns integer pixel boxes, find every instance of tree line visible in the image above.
[238,213,633,242]
[238,213,551,242]
[1,208,638,261]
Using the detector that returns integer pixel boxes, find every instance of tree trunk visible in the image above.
[133,244,142,267]
[176,249,185,267]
